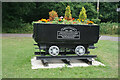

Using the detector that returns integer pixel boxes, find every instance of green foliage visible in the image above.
[2,23,33,33]
[79,7,87,20]
[91,18,101,24]
[65,21,73,24]
[51,21,58,24]
[64,5,72,20]
[2,2,36,30]
[54,17,59,21]
[99,2,118,22]
[100,22,119,35]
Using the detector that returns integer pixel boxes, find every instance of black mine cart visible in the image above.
[33,23,99,66]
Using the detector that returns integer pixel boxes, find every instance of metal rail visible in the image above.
[36,55,97,60]
[35,52,90,55]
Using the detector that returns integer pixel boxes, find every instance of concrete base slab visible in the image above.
[31,57,105,69]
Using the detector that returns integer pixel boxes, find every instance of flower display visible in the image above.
[33,5,95,25]
[35,18,94,25]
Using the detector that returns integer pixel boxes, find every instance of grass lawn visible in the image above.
[0,37,2,80]
[2,37,118,78]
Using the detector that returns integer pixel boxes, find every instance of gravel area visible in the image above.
[1,33,120,41]
[31,57,105,69]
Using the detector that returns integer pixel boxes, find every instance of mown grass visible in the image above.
[2,37,118,78]
[0,37,2,80]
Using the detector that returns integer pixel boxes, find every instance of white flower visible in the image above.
[60,16,63,19]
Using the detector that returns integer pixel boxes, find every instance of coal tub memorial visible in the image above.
[32,6,100,67]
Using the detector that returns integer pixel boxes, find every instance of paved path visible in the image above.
[99,35,119,41]
[1,34,120,41]
[1,34,32,37]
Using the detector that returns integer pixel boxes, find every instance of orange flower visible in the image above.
[87,21,94,24]
[59,19,62,21]
[72,18,75,20]
[90,21,93,23]
[87,21,90,23]
[41,19,48,23]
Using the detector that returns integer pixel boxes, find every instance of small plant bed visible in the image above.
[32,6,95,25]
[33,18,94,25]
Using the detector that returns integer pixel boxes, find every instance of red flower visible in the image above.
[73,22,76,24]
[47,19,50,22]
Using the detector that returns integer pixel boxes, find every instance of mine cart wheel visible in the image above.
[75,45,86,56]
[49,46,59,56]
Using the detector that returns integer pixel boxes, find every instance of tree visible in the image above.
[79,7,87,20]
[64,5,72,20]
[99,2,118,22]
[2,2,36,29]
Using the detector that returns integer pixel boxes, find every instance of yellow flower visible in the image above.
[63,18,65,21]
[41,19,48,22]
[82,19,84,21]
[77,19,79,21]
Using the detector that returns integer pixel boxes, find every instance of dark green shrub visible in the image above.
[2,23,33,33]
[91,19,101,24]
[100,22,119,35]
